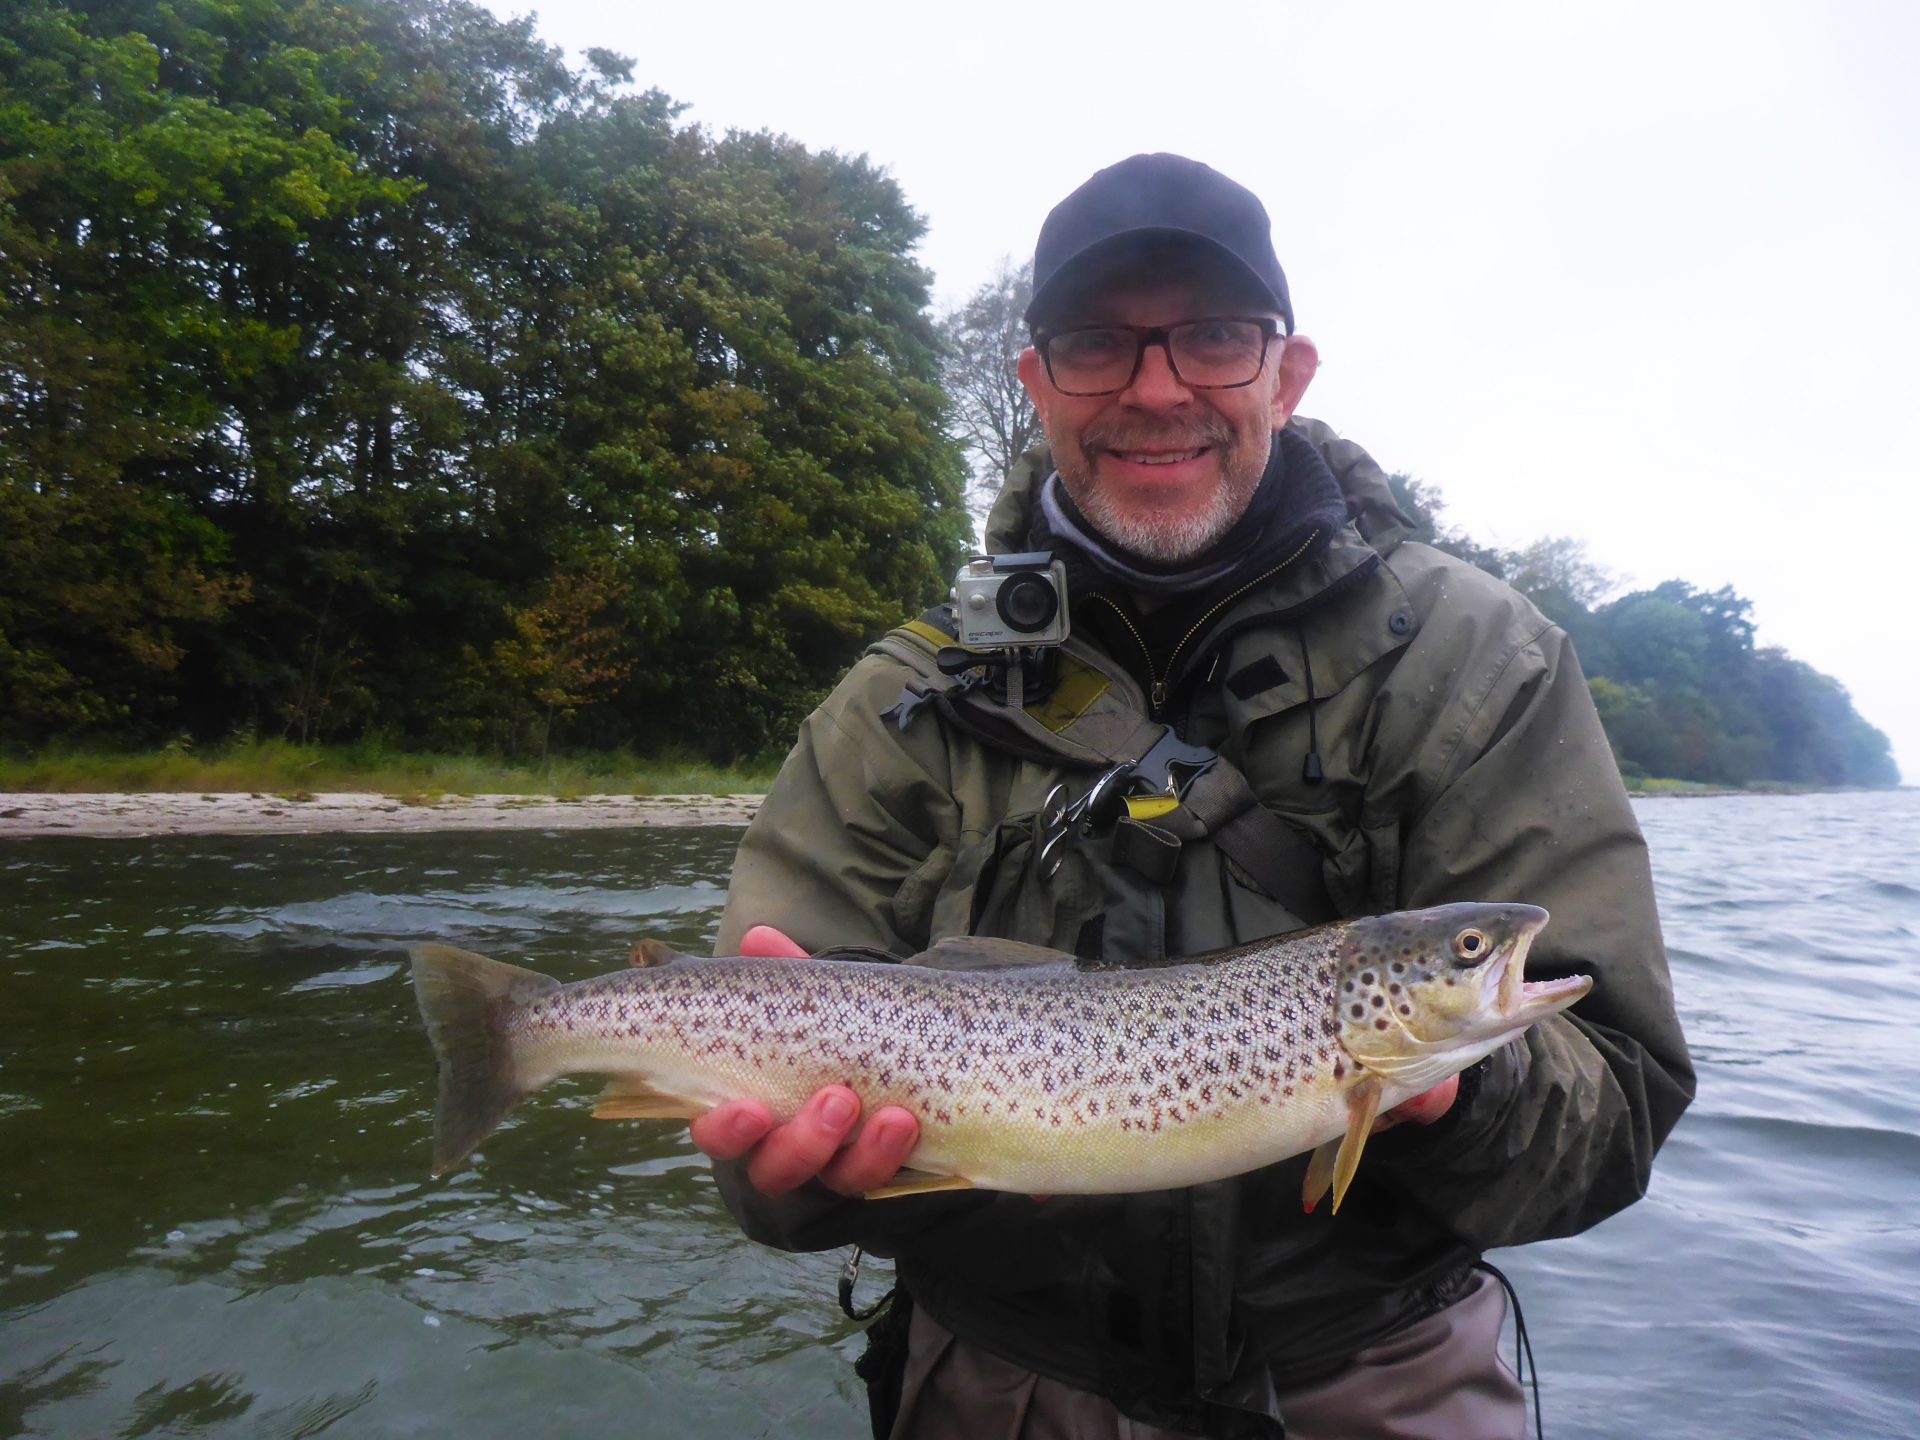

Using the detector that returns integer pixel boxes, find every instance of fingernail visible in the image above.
[819,1092,856,1128]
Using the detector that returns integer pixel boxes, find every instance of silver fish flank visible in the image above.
[410,902,1589,1211]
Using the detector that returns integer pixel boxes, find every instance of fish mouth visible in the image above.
[1491,916,1591,1019]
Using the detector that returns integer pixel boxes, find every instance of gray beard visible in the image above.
[1070,477,1244,563]
[1056,422,1267,563]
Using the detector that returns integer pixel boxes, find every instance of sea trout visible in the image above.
[410,902,1589,1212]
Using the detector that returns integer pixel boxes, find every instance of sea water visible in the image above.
[2,792,1915,1437]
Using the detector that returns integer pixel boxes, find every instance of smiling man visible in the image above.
[1019,257,1314,567]
[696,155,1693,1439]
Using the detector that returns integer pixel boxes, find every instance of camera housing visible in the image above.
[952,552,1071,650]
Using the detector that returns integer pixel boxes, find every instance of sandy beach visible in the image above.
[0,791,763,839]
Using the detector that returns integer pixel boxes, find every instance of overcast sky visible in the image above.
[484,0,1918,782]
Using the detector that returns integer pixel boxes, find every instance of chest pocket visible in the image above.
[929,808,1099,955]
[930,801,1335,966]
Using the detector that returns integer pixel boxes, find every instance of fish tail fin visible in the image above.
[410,944,560,1176]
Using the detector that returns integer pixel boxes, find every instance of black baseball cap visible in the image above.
[1025,153,1293,333]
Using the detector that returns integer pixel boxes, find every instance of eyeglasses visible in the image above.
[1033,317,1282,397]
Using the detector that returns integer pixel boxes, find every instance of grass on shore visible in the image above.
[0,740,779,798]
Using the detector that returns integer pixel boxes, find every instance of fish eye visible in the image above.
[1453,928,1489,962]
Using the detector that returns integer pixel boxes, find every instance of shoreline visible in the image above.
[3,782,1894,841]
[0,791,763,839]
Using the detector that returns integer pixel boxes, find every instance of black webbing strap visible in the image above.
[1138,759,1335,925]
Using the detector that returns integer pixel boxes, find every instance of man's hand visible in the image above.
[687,925,922,1196]
[1371,1075,1458,1132]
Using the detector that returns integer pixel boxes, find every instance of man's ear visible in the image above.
[1017,347,1050,423]
[1270,335,1319,427]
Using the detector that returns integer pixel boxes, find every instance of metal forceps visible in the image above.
[1036,763,1136,880]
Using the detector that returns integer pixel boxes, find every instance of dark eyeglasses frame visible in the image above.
[1032,316,1285,397]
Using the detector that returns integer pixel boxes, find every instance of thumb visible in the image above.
[738,924,810,959]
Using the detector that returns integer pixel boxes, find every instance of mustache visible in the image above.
[1080,416,1238,457]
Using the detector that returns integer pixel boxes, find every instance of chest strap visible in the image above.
[873,613,1336,926]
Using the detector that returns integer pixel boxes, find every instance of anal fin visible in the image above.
[592,1075,704,1121]
[864,1169,977,1200]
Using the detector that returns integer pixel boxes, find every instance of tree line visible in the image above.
[1384,478,1898,788]
[2,0,969,761]
[2,0,1897,785]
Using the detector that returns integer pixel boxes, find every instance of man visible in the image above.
[691,154,1694,1439]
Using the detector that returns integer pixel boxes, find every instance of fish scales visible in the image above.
[507,940,1351,1194]
[411,902,1591,1204]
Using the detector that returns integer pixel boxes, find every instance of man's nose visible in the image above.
[1120,337,1193,406]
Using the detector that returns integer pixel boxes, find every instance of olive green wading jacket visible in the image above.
[713,418,1694,1438]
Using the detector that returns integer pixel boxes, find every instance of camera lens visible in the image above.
[996,572,1058,633]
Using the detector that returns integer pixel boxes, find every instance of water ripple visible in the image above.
[6,800,1919,1437]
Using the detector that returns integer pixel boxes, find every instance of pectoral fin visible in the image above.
[1331,1078,1383,1215]
[864,1170,977,1200]
[592,1075,703,1121]
[1301,1137,1339,1214]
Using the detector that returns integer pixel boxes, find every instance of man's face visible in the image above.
[1017,270,1317,563]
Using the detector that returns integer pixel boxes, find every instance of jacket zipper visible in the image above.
[1082,528,1321,718]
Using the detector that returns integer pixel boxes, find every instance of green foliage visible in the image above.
[1,0,967,761]
[3,0,1884,787]
[1392,469,1897,787]
[481,557,635,758]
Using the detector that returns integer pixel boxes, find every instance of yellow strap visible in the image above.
[1027,652,1112,733]
[899,619,956,652]
[1124,794,1181,821]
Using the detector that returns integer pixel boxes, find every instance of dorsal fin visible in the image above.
[628,938,685,969]
[910,936,1077,973]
